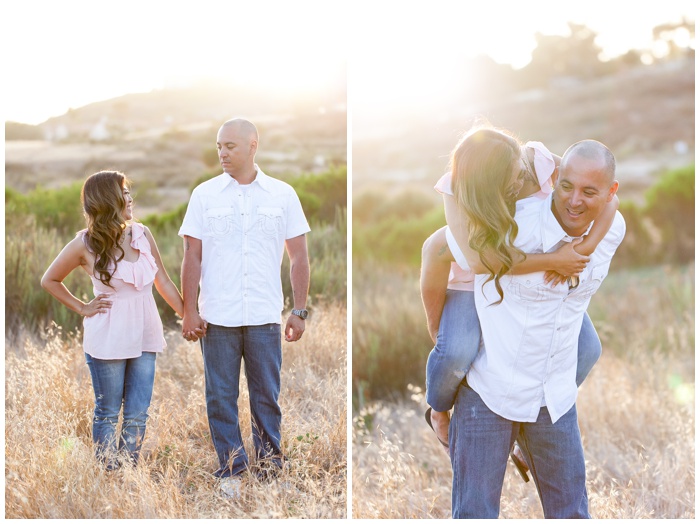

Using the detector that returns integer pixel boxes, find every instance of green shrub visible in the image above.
[6,165,347,336]
[645,165,694,264]
[6,182,84,235]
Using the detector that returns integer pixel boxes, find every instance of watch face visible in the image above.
[295,309,308,319]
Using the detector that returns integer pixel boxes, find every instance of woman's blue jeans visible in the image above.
[200,323,283,478]
[85,351,156,467]
[425,290,601,412]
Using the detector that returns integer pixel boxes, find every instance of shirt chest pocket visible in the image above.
[507,275,550,302]
[575,264,608,301]
[205,206,238,237]
[256,206,283,237]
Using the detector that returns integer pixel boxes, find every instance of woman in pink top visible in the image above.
[41,171,189,469]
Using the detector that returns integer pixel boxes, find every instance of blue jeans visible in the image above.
[85,351,156,467]
[450,383,590,518]
[425,290,601,412]
[200,323,283,478]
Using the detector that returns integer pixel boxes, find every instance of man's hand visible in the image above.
[284,314,305,342]
[182,312,207,342]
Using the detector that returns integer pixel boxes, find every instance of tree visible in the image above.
[521,22,608,88]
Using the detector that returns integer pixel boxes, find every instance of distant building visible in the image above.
[45,124,69,141]
[90,117,110,141]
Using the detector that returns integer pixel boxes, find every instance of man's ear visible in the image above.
[250,140,258,157]
[550,166,559,186]
[607,180,619,201]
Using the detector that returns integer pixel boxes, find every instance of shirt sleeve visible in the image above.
[526,141,556,196]
[285,188,311,239]
[178,188,205,239]
[434,172,453,196]
[591,211,626,266]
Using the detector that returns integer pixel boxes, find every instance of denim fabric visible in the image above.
[426,291,601,413]
[425,290,481,412]
[85,351,156,467]
[450,383,589,518]
[200,323,283,478]
[576,312,601,386]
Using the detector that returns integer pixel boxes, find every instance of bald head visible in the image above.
[561,140,616,184]
[220,118,259,142]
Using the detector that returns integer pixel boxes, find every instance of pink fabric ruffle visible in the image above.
[112,222,158,290]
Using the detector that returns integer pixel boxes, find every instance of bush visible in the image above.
[6,166,347,336]
[6,182,85,235]
[645,165,694,264]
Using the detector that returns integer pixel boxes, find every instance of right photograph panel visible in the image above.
[351,3,695,519]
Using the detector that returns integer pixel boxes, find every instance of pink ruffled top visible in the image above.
[82,222,165,359]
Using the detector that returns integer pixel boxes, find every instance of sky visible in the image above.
[1,0,695,125]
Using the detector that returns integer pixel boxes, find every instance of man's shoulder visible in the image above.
[191,173,227,195]
[608,210,626,243]
[257,171,297,195]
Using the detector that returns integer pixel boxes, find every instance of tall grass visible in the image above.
[5,304,347,518]
[351,264,694,518]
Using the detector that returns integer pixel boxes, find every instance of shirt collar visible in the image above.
[541,193,593,251]
[213,164,273,193]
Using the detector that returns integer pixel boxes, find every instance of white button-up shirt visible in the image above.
[178,166,310,327]
[467,193,625,423]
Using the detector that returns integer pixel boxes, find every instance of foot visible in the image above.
[510,443,530,483]
[424,407,450,456]
[219,476,243,499]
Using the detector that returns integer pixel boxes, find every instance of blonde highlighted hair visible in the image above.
[450,124,524,303]
[81,171,129,288]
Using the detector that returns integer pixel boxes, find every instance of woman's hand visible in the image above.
[80,293,113,317]
[544,270,568,287]
[549,238,590,277]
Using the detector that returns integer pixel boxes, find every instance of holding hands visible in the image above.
[182,312,207,342]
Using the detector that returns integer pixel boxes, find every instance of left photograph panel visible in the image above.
[4,2,347,519]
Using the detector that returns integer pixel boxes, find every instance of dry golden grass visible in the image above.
[5,304,347,519]
[352,265,694,518]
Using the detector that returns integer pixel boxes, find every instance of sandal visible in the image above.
[424,407,450,453]
[510,443,530,483]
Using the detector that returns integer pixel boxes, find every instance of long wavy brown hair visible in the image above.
[81,171,129,287]
[450,125,525,303]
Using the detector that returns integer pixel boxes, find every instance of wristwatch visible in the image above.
[291,308,308,320]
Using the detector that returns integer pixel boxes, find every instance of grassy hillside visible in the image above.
[5,304,347,518]
[352,264,694,518]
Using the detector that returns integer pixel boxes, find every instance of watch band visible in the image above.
[291,308,308,319]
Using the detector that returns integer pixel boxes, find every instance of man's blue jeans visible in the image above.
[200,323,283,478]
[450,383,590,518]
[85,351,156,467]
[426,290,601,412]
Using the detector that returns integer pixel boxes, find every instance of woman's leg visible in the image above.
[120,352,157,464]
[575,312,602,387]
[426,290,481,412]
[85,354,126,469]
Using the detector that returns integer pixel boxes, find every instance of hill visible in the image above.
[352,58,695,205]
[5,84,347,215]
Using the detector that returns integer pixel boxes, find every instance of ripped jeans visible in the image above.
[425,290,601,412]
[85,351,156,467]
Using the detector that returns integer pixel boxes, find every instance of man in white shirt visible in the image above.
[451,140,625,518]
[179,119,310,495]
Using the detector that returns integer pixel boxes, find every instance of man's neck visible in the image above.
[227,166,257,185]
